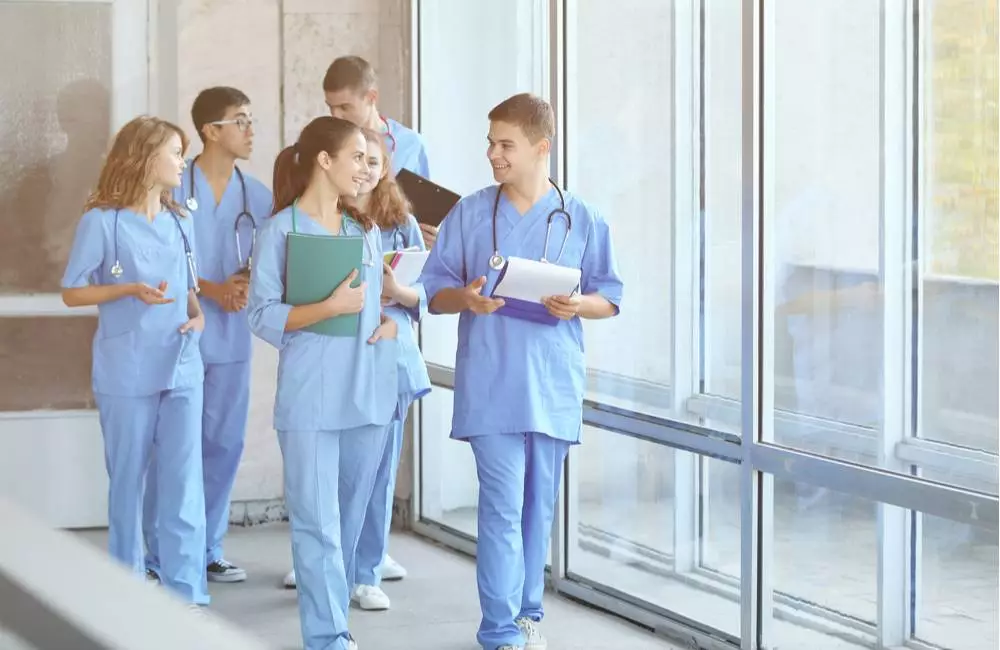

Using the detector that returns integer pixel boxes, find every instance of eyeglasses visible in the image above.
[209,117,254,133]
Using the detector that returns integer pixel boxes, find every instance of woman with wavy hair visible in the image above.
[60,115,209,608]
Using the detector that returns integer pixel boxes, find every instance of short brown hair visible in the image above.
[487,93,555,143]
[323,56,377,94]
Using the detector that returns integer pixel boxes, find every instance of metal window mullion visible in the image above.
[671,0,702,576]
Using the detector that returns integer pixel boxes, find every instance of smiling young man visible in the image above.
[322,55,438,249]
[417,93,623,650]
[143,86,273,586]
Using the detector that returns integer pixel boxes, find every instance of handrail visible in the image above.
[0,498,274,650]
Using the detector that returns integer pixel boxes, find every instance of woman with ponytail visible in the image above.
[247,116,416,650]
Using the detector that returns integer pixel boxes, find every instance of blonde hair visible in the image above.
[352,128,411,230]
[84,115,189,214]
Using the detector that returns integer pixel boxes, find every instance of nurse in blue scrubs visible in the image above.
[60,115,209,608]
[281,129,431,602]
[248,116,417,650]
[418,93,623,650]
[323,54,438,252]
[144,87,273,585]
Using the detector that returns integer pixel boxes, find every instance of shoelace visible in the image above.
[211,559,235,570]
[518,618,541,640]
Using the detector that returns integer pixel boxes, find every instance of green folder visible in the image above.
[284,232,363,337]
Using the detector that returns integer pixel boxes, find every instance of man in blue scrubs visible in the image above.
[419,93,623,650]
[144,86,273,584]
[322,55,438,250]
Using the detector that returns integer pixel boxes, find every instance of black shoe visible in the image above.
[207,559,247,583]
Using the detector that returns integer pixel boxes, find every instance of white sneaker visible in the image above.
[283,569,296,589]
[380,555,407,581]
[351,584,391,610]
[347,635,358,650]
[516,617,547,650]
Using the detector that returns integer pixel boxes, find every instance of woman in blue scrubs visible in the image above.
[60,115,209,608]
[247,116,416,650]
[280,129,431,605]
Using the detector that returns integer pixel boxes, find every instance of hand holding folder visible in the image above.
[489,257,582,326]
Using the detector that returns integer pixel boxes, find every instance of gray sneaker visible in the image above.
[515,617,547,650]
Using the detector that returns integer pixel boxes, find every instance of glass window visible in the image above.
[769,477,998,650]
[565,0,675,419]
[567,426,741,639]
[0,1,112,294]
[917,0,999,454]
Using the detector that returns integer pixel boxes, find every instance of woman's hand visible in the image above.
[133,281,174,305]
[324,269,366,316]
[368,313,398,343]
[179,311,205,334]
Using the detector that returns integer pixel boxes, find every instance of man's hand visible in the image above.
[462,277,505,315]
[542,294,581,320]
[419,223,438,249]
[220,274,249,313]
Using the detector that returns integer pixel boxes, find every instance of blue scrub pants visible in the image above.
[469,432,570,650]
[95,385,209,605]
[354,412,406,586]
[279,424,389,650]
[144,361,251,570]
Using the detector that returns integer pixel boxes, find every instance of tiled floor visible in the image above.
[75,524,678,650]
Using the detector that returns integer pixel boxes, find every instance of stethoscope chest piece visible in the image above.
[489,253,505,271]
[110,261,124,278]
[185,196,198,212]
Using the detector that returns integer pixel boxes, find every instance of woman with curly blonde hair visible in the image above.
[61,115,209,608]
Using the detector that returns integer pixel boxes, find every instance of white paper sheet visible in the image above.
[492,256,581,303]
[387,249,429,288]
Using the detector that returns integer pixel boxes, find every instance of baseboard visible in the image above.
[228,499,287,526]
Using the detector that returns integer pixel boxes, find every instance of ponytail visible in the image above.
[271,145,305,215]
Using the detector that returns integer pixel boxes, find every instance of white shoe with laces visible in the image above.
[351,584,391,610]
[347,635,358,650]
[516,617,547,650]
[380,555,407,581]
[283,569,296,589]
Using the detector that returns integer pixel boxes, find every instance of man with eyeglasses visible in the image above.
[143,86,273,586]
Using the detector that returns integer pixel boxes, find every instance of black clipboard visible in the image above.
[396,169,461,228]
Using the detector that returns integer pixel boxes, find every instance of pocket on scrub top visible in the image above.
[92,329,138,393]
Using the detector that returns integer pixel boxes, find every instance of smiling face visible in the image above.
[203,103,255,160]
[151,131,186,190]
[316,130,369,198]
[486,120,550,186]
[357,139,386,196]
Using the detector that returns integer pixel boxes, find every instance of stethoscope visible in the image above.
[380,115,397,154]
[291,201,376,267]
[185,161,257,272]
[390,226,406,251]
[488,179,572,271]
[110,209,199,293]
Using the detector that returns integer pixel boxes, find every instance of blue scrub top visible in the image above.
[384,117,430,179]
[173,161,273,364]
[247,206,398,432]
[418,186,624,443]
[61,207,203,397]
[380,215,432,411]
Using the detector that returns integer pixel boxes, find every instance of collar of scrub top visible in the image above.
[290,199,375,267]
[184,157,258,273]
[488,178,572,271]
[379,115,396,155]
[110,207,200,293]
